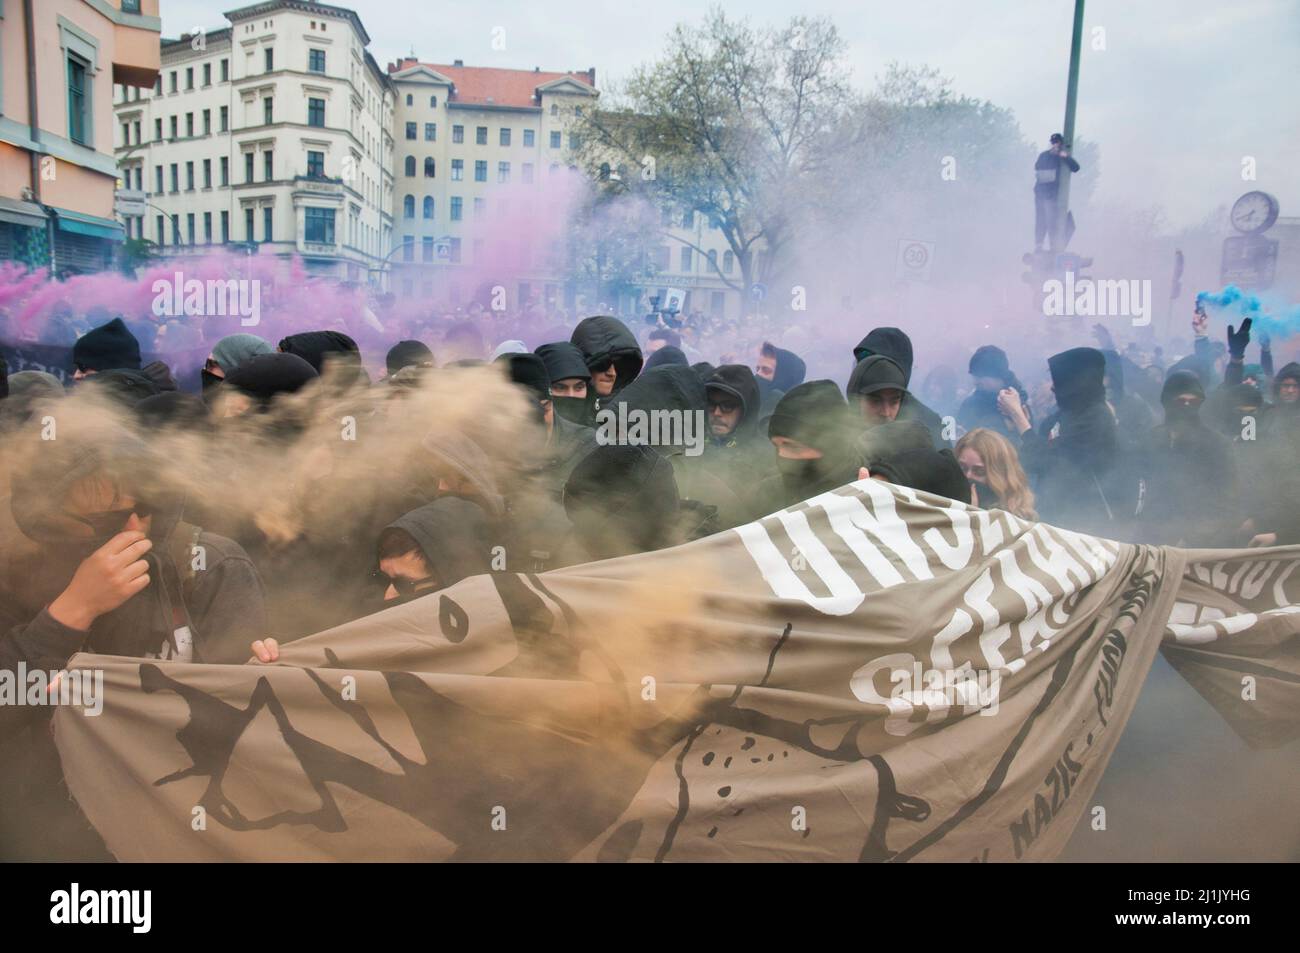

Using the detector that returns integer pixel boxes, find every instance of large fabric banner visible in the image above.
[52,480,1300,861]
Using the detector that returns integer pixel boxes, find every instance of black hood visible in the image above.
[571,315,643,394]
[968,345,1012,383]
[767,380,854,452]
[386,339,434,375]
[644,345,689,372]
[73,317,141,373]
[562,444,679,558]
[1160,369,1205,407]
[705,364,761,437]
[1049,347,1106,414]
[869,447,970,504]
[496,352,551,402]
[854,327,914,385]
[82,368,162,406]
[608,365,706,454]
[1274,362,1300,410]
[384,497,492,589]
[535,342,592,384]
[847,355,908,397]
[224,352,319,408]
[279,330,362,387]
[421,430,506,520]
[770,346,807,393]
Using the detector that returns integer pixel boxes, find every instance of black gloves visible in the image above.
[1227,318,1252,361]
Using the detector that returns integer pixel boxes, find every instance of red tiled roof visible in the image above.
[389,60,595,108]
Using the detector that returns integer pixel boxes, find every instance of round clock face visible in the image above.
[1230,191,1279,234]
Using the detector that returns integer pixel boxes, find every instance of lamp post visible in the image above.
[1053,0,1086,252]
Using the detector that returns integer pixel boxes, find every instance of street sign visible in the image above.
[1220,235,1278,290]
[114,189,147,218]
[895,239,935,282]
[750,282,767,301]
[662,287,685,313]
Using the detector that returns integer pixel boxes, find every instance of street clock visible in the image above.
[1229,190,1279,235]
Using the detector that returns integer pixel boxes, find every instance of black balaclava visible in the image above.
[1049,347,1107,414]
[1050,347,1115,467]
[536,341,594,426]
[279,330,362,389]
[854,327,914,386]
[870,447,971,503]
[562,444,680,559]
[770,346,807,393]
[73,317,141,373]
[1160,369,1206,429]
[767,380,860,499]
[496,352,550,424]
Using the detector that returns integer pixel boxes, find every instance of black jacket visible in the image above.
[854,327,948,447]
[571,316,643,397]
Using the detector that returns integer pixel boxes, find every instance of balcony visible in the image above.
[108,0,163,90]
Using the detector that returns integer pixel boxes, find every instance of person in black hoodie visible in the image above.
[958,345,1032,443]
[71,316,140,381]
[847,354,910,428]
[755,340,806,394]
[278,330,363,392]
[1004,346,1142,537]
[702,364,772,514]
[571,315,643,401]
[758,380,862,510]
[1101,347,1155,446]
[536,341,595,427]
[1138,370,1236,546]
[853,327,948,448]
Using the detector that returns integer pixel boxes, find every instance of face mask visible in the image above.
[552,395,593,426]
[776,455,836,495]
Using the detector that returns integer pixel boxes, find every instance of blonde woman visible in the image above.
[955,428,1038,521]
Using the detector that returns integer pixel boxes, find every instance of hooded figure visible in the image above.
[385,339,435,377]
[760,380,862,510]
[571,315,643,401]
[80,368,162,407]
[643,344,689,372]
[1102,348,1155,445]
[868,447,971,504]
[222,352,319,412]
[1019,347,1142,537]
[536,341,595,427]
[278,330,363,391]
[375,497,493,602]
[212,333,274,375]
[72,317,140,376]
[1137,370,1235,546]
[762,344,807,394]
[852,327,947,447]
[847,354,911,430]
[420,429,507,523]
[1271,362,1300,424]
[958,345,1031,441]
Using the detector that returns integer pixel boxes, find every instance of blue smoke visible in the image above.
[1196,285,1300,341]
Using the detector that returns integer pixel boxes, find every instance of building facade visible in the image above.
[113,0,394,282]
[0,0,161,274]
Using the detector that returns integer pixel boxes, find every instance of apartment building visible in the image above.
[0,0,161,273]
[114,0,394,282]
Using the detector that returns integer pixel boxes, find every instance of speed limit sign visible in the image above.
[895,239,935,282]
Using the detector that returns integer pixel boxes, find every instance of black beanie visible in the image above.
[278,330,360,373]
[535,342,592,384]
[73,317,141,372]
[1160,369,1205,407]
[496,352,550,402]
[847,355,908,397]
[1048,347,1106,413]
[386,339,434,375]
[225,352,319,404]
[767,380,852,451]
[968,345,1012,382]
[644,345,689,371]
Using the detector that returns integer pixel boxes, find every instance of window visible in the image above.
[308,99,325,127]
[203,159,212,188]
[169,71,177,94]
[154,117,162,140]
[402,236,414,262]
[405,94,413,106]
[220,106,229,131]
[474,160,486,183]
[424,157,435,178]
[264,207,273,242]
[429,95,437,107]
[449,237,461,263]
[264,150,273,181]
[497,161,510,184]
[422,236,434,262]
[203,63,211,86]
[186,113,194,137]
[123,0,141,12]
[221,211,229,243]
[404,155,416,177]
[172,214,180,244]
[569,133,580,151]
[403,195,414,219]
[723,251,734,274]
[707,249,718,272]
[473,197,485,217]
[170,163,178,192]
[549,131,561,149]
[523,129,535,147]
[499,128,511,147]
[475,126,487,145]
[305,207,335,244]
[682,209,695,228]
[121,122,130,146]
[550,104,558,116]
[156,215,164,244]
[170,115,178,138]
[203,212,212,242]
[220,59,229,82]
[245,152,254,183]
[405,122,417,140]
[680,247,692,271]
[264,48,274,72]
[186,67,194,90]
[185,161,194,190]
[422,196,434,219]
[424,123,435,141]
[653,245,670,271]
[245,207,255,241]
[264,97,273,124]
[452,125,464,144]
[203,109,211,135]
[522,163,534,184]
[154,165,163,193]
[220,156,229,186]
[450,197,462,221]
[451,159,463,181]
[154,75,162,95]
[308,49,325,73]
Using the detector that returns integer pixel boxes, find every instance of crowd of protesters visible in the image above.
[0,295,1297,858]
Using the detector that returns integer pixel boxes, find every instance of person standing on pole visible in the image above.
[1034,133,1081,252]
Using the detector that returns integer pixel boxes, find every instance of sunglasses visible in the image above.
[71,504,154,539]
[370,569,439,598]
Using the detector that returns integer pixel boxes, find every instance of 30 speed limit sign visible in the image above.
[895,239,935,282]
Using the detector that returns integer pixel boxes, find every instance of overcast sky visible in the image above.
[163,0,1300,229]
